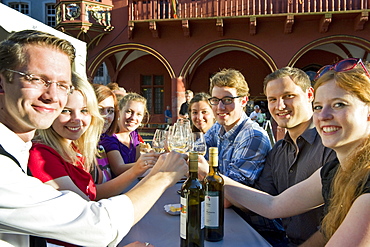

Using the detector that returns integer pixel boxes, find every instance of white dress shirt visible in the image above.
[0,123,134,247]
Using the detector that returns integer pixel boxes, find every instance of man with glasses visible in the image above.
[0,30,187,247]
[205,68,271,186]
[204,69,286,244]
[251,67,337,246]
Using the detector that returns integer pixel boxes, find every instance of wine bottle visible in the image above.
[204,147,224,241]
[180,151,205,247]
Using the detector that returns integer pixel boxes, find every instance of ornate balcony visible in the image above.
[129,0,369,20]
[55,0,114,47]
[128,0,369,37]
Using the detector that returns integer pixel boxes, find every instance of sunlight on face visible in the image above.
[119,100,145,133]
[313,80,370,155]
[211,86,247,132]
[52,91,91,141]
[265,76,313,130]
[191,101,215,133]
[2,46,71,136]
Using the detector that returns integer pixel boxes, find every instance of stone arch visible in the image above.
[180,39,277,80]
[88,43,175,79]
[289,35,370,67]
[178,39,277,103]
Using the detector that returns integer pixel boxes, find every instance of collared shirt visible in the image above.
[0,123,134,247]
[255,123,337,245]
[205,112,271,186]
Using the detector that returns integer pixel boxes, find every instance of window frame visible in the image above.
[45,3,56,27]
[141,74,164,115]
[8,1,30,15]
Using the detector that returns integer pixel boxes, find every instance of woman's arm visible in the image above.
[326,193,370,247]
[107,150,160,177]
[45,176,90,201]
[95,151,160,200]
[224,168,324,219]
[95,168,138,200]
[107,150,133,175]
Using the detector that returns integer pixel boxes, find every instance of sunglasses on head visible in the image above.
[314,58,370,81]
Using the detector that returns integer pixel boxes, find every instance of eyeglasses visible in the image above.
[208,96,242,105]
[314,58,370,81]
[5,69,74,95]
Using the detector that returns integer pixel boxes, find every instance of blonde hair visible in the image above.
[209,68,250,97]
[35,72,104,172]
[314,66,370,241]
[0,30,75,82]
[118,92,149,126]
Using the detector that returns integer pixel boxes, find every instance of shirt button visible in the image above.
[289,169,294,173]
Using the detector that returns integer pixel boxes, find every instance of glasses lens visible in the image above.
[315,65,332,80]
[335,58,358,72]
[222,97,234,105]
[208,98,219,105]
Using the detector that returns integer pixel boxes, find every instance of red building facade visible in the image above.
[55,0,370,125]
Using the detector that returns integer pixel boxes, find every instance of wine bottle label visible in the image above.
[180,196,187,239]
[204,192,219,227]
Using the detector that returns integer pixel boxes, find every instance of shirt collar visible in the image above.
[0,123,32,170]
[218,112,249,139]
[284,120,317,145]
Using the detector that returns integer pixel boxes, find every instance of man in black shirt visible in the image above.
[179,89,193,119]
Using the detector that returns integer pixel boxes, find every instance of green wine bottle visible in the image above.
[204,147,224,241]
[180,151,205,247]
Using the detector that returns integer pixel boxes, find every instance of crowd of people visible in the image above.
[1,29,370,247]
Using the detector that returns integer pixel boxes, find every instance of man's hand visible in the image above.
[148,151,188,186]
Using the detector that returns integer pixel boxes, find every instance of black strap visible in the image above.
[0,145,47,247]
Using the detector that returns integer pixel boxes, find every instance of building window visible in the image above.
[9,2,29,15]
[46,4,56,27]
[93,63,111,85]
[141,75,164,115]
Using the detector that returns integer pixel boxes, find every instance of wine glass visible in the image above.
[191,132,207,155]
[167,122,192,153]
[152,129,166,153]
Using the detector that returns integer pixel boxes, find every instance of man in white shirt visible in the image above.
[0,30,187,247]
[249,105,260,122]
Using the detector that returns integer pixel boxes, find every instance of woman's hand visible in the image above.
[133,150,160,177]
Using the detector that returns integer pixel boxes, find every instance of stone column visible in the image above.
[171,76,186,122]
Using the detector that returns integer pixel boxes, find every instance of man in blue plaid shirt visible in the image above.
[204,68,287,245]
[205,68,271,187]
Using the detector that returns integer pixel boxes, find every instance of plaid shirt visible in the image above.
[205,112,271,186]
[205,113,285,236]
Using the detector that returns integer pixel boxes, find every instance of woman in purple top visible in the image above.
[100,92,159,177]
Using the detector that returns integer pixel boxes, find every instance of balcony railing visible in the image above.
[129,0,369,20]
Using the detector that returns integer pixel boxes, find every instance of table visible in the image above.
[119,182,272,247]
